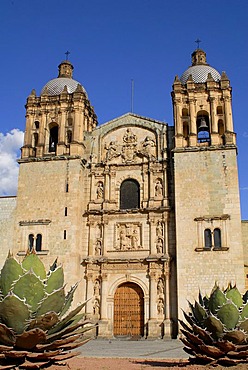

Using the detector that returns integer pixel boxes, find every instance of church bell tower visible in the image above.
[172,48,244,314]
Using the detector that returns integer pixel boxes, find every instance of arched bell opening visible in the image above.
[183,121,189,147]
[197,111,210,145]
[49,123,59,153]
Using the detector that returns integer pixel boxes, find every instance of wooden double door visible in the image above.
[114,282,144,337]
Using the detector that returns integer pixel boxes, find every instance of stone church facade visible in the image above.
[0,48,247,338]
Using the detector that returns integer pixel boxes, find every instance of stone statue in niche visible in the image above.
[157,298,164,315]
[95,238,102,256]
[93,298,100,316]
[94,279,101,296]
[156,220,163,237]
[96,181,104,199]
[157,278,164,295]
[155,179,163,197]
[156,238,164,254]
[105,141,120,161]
[117,223,141,250]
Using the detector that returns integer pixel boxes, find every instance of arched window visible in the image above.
[34,121,40,129]
[28,234,34,251]
[36,234,42,251]
[204,229,212,249]
[49,125,58,152]
[214,228,222,249]
[120,179,140,209]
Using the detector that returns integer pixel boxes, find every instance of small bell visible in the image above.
[198,117,208,130]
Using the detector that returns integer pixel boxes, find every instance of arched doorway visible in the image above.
[114,282,144,337]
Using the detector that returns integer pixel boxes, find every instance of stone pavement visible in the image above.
[79,338,187,359]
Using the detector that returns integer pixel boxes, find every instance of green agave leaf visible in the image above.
[0,294,30,334]
[59,282,79,318]
[209,286,227,314]
[217,302,239,330]
[46,265,64,294]
[204,315,224,340]
[241,302,248,320]
[198,291,204,307]
[239,318,248,333]
[48,300,87,335]
[193,302,207,325]
[36,287,65,316]
[13,270,45,312]
[22,253,46,280]
[0,256,23,297]
[226,286,243,309]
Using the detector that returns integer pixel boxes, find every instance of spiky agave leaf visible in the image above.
[22,252,46,280]
[0,295,30,334]
[12,270,45,313]
[180,283,248,365]
[0,255,23,297]
[0,252,93,368]
[45,265,64,294]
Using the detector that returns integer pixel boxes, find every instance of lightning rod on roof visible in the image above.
[131,79,134,113]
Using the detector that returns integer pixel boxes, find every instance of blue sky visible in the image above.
[1,0,248,218]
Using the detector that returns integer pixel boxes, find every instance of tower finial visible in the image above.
[65,51,70,61]
[195,38,201,49]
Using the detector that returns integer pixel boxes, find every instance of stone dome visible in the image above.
[41,77,87,96]
[40,60,88,96]
[180,65,221,84]
[180,48,221,84]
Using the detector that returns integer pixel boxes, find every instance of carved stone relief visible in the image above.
[115,223,142,251]
[104,128,156,163]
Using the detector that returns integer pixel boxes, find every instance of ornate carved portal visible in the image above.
[116,223,142,251]
[114,283,144,337]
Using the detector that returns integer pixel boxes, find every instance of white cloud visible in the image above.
[0,129,24,196]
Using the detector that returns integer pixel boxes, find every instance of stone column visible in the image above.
[85,271,94,314]
[224,95,233,132]
[98,273,110,337]
[163,260,172,337]
[149,217,156,255]
[148,269,161,338]
[104,167,110,201]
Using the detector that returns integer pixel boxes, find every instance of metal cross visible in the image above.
[65,51,70,60]
[195,38,201,49]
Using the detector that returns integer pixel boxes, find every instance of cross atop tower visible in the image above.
[65,51,70,61]
[195,38,201,49]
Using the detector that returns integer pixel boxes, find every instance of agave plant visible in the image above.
[0,250,93,369]
[180,283,248,366]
